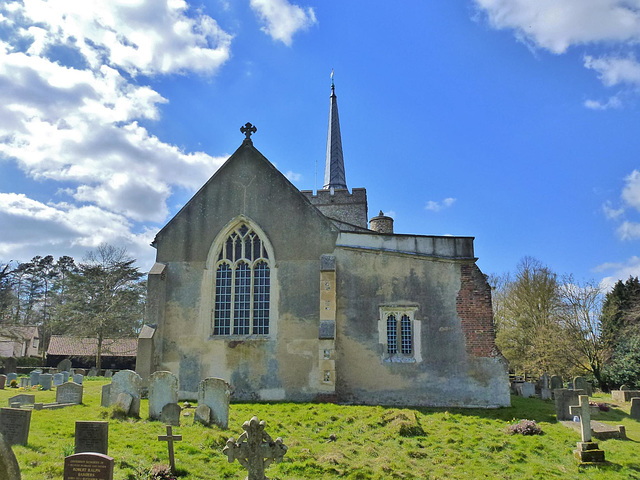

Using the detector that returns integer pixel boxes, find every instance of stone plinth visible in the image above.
[574,442,605,463]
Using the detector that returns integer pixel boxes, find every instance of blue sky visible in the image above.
[0,0,639,288]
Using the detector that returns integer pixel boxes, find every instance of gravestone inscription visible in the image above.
[75,421,109,455]
[56,382,83,404]
[64,453,114,480]
[0,408,32,445]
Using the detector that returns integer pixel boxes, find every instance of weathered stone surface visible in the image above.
[574,441,605,463]
[193,404,211,425]
[148,371,178,420]
[540,388,552,400]
[0,431,21,480]
[197,378,231,429]
[555,389,584,421]
[53,373,64,387]
[39,373,53,391]
[0,408,31,445]
[104,370,112,379]
[56,382,83,405]
[517,382,535,398]
[539,373,550,389]
[8,395,35,407]
[73,374,84,385]
[160,403,181,426]
[7,373,17,385]
[0,375,6,389]
[630,397,640,420]
[62,371,70,383]
[29,370,41,386]
[64,453,114,480]
[573,376,587,391]
[101,384,111,408]
[75,421,109,455]
[4,357,17,374]
[612,389,640,402]
[19,378,29,389]
[550,375,563,390]
[58,359,72,372]
[109,370,142,417]
[115,393,133,414]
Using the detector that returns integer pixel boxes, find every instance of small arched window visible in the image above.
[213,224,270,335]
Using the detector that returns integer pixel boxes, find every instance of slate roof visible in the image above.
[323,83,348,190]
[47,335,137,357]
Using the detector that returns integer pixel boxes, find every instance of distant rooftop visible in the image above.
[47,335,137,357]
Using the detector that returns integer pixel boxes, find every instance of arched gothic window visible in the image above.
[213,224,270,335]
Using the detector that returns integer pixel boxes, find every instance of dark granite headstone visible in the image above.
[75,421,109,455]
[0,408,32,445]
[631,397,640,420]
[64,453,113,480]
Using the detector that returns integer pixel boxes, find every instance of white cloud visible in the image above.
[0,1,232,266]
[602,201,625,219]
[584,95,622,110]
[617,221,640,240]
[595,255,640,290]
[584,55,640,87]
[285,170,302,182]
[250,0,316,46]
[425,197,456,212]
[622,169,640,211]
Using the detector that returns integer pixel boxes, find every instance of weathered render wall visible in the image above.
[332,245,509,407]
[148,142,338,400]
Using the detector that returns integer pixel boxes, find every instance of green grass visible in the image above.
[2,379,639,479]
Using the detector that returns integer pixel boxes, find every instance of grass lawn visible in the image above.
[1,378,639,479]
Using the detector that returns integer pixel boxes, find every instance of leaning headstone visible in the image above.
[517,382,535,398]
[0,431,21,480]
[0,408,32,445]
[223,416,288,480]
[109,370,142,417]
[550,375,563,390]
[148,371,179,420]
[7,373,17,385]
[160,403,181,426]
[62,371,70,383]
[39,373,53,391]
[53,373,64,387]
[29,370,41,386]
[0,375,6,389]
[73,374,84,385]
[19,378,29,388]
[58,358,72,372]
[197,377,231,428]
[4,357,17,374]
[554,388,583,421]
[631,398,640,420]
[56,382,83,405]
[87,368,98,377]
[101,384,111,408]
[64,453,114,480]
[75,421,109,455]
[193,404,212,426]
[8,394,35,407]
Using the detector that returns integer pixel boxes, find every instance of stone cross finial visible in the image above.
[158,425,182,474]
[223,416,288,480]
[569,395,592,442]
[241,122,257,141]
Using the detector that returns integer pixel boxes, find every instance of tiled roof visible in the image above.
[0,326,38,341]
[47,335,137,357]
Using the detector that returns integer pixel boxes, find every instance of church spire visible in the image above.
[323,72,348,190]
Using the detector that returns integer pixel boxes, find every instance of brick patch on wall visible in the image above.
[456,263,496,357]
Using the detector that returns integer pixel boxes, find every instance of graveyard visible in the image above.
[0,376,639,479]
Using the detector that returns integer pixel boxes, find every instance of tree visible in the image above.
[58,244,145,369]
[0,262,16,323]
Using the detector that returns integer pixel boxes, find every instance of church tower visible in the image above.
[302,77,369,230]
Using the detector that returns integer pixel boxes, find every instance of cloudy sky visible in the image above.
[0,0,638,288]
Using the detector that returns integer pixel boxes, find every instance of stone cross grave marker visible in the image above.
[0,408,32,445]
[75,421,109,455]
[0,431,21,480]
[569,394,605,463]
[64,452,114,480]
[223,416,288,480]
[158,425,182,474]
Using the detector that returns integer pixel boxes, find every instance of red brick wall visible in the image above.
[456,263,496,357]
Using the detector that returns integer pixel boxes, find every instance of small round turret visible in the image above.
[369,210,394,233]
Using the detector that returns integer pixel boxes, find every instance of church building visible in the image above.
[138,83,510,407]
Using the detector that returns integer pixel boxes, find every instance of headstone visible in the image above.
[29,370,41,386]
[109,370,142,417]
[223,416,288,480]
[631,397,640,420]
[62,371,70,383]
[75,421,109,455]
[4,357,17,374]
[8,394,35,407]
[101,384,111,408]
[87,368,98,377]
[7,373,17,385]
[516,382,535,398]
[0,431,21,480]
[0,375,6,389]
[64,453,114,480]
[620,384,630,390]
[554,389,583,421]
[149,371,179,420]
[539,373,550,389]
[573,376,587,391]
[40,373,53,391]
[115,393,133,414]
[612,389,640,402]
[0,408,32,445]
[570,395,605,463]
[74,369,86,376]
[158,425,182,474]
[56,382,83,405]
[73,374,84,385]
[193,404,212,426]
[197,377,231,428]
[104,370,113,379]
[540,387,552,400]
[550,375,563,390]
[160,403,181,426]
[53,373,64,387]
[58,358,72,372]
[19,378,29,389]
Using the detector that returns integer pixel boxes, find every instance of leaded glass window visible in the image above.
[213,224,271,335]
[385,311,414,357]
